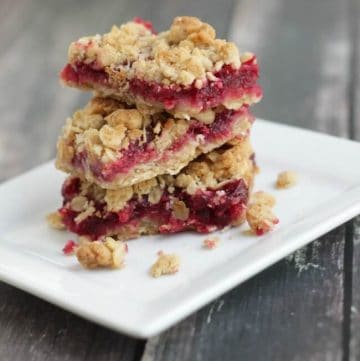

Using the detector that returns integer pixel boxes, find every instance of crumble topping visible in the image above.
[68,16,241,86]
[74,204,96,224]
[203,237,219,249]
[70,195,89,212]
[251,191,276,207]
[150,252,180,277]
[76,237,127,269]
[46,211,65,230]
[88,97,123,116]
[172,200,190,220]
[276,171,298,189]
[105,187,134,212]
[175,137,254,194]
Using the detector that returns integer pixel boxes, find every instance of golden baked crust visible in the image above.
[250,191,276,207]
[68,16,241,86]
[55,97,253,189]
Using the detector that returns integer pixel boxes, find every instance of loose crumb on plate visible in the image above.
[203,237,219,249]
[46,211,65,230]
[76,237,127,269]
[150,253,180,278]
[62,240,78,255]
[246,190,279,236]
[276,171,297,189]
[246,203,279,236]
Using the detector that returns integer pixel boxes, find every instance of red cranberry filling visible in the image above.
[62,240,78,255]
[133,17,156,34]
[60,63,109,88]
[61,177,81,202]
[60,178,248,239]
[60,59,261,111]
[129,61,260,110]
[71,107,250,182]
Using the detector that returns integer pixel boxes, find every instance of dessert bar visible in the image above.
[60,17,262,117]
[57,137,255,240]
[56,97,253,188]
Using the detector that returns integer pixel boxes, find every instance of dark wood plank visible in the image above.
[350,217,360,361]
[142,0,352,360]
[350,0,360,358]
[0,283,140,361]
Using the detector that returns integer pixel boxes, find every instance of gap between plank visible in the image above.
[133,341,146,361]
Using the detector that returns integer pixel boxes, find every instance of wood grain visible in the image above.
[350,0,360,358]
[141,0,352,360]
[0,283,142,361]
[351,217,360,361]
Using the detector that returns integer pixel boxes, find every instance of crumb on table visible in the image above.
[203,237,219,249]
[46,211,65,230]
[276,171,297,189]
[150,253,180,278]
[76,237,127,269]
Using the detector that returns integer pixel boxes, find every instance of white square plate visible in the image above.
[1,120,360,338]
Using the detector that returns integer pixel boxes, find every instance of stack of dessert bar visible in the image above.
[54,16,262,242]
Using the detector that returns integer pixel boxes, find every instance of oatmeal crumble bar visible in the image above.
[276,171,297,189]
[56,97,254,188]
[150,253,180,277]
[60,16,262,115]
[55,138,256,240]
[76,237,127,269]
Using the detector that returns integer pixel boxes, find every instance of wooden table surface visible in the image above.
[1,0,359,360]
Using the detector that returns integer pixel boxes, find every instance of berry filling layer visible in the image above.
[59,177,249,240]
[61,58,261,112]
